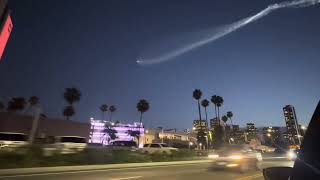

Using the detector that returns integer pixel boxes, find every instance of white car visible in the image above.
[141,143,178,154]
[208,144,262,172]
[0,132,28,151]
[44,136,87,154]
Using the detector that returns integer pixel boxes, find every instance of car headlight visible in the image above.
[287,151,296,160]
[208,154,219,159]
[228,155,243,159]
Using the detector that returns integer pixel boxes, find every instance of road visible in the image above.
[0,159,293,180]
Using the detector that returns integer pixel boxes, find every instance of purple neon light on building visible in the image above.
[89,119,144,147]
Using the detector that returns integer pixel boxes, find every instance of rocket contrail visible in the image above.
[137,0,320,65]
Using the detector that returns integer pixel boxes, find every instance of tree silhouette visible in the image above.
[193,89,202,121]
[0,101,4,112]
[109,105,117,121]
[136,99,150,146]
[227,111,234,126]
[100,104,108,120]
[63,87,81,105]
[29,96,39,106]
[7,97,27,112]
[63,87,81,120]
[201,99,209,121]
[63,106,75,120]
[222,115,228,124]
[211,95,223,126]
[127,130,140,144]
[103,125,117,144]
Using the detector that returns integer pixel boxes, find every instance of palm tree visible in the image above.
[193,89,202,122]
[26,96,40,114]
[222,115,228,125]
[136,99,150,146]
[109,105,117,121]
[216,96,224,121]
[100,104,108,120]
[201,99,209,122]
[7,97,27,112]
[29,96,39,106]
[103,125,117,144]
[0,101,4,112]
[63,105,75,120]
[127,130,140,145]
[226,111,234,126]
[63,87,81,120]
[63,87,81,105]
[211,95,219,125]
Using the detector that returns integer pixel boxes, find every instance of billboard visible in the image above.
[0,12,12,60]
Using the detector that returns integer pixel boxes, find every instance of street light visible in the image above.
[192,127,196,131]
[267,133,271,137]
[189,142,193,149]
[301,125,306,130]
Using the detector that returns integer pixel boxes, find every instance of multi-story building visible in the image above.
[262,126,281,146]
[246,123,257,142]
[283,105,301,145]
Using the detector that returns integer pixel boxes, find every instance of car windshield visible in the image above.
[60,137,86,143]
[0,0,319,179]
[0,133,26,141]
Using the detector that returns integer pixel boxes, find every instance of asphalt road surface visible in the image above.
[0,160,293,180]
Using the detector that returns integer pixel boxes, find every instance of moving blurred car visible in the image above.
[0,132,28,151]
[108,141,137,151]
[141,143,178,154]
[286,148,299,161]
[208,144,262,172]
[44,136,87,155]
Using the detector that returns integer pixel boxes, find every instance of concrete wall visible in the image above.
[0,112,90,141]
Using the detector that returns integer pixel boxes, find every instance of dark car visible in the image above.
[107,141,137,151]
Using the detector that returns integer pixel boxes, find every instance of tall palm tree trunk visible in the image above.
[197,100,202,121]
[214,105,218,125]
[109,112,113,121]
[137,112,143,147]
[204,107,208,121]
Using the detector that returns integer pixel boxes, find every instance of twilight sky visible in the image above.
[1,0,319,129]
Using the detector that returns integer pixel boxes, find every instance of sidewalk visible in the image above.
[0,160,211,176]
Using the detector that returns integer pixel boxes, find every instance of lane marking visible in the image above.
[110,176,142,180]
[236,173,262,180]
[0,162,210,179]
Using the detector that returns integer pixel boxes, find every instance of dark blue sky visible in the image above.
[1,0,319,129]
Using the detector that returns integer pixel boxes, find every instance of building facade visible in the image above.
[89,119,144,147]
[283,105,301,145]
[246,123,257,142]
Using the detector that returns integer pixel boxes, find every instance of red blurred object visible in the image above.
[0,13,13,60]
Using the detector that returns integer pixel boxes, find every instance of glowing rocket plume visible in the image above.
[137,0,320,65]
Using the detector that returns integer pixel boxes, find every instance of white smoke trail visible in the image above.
[137,0,320,65]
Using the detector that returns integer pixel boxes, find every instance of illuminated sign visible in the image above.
[89,119,145,147]
[0,14,13,60]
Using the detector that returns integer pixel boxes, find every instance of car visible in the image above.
[286,148,299,161]
[263,101,320,179]
[0,132,28,151]
[44,136,87,154]
[107,141,137,151]
[208,144,262,172]
[141,143,178,154]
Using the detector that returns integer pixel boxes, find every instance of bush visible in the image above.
[0,146,198,169]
